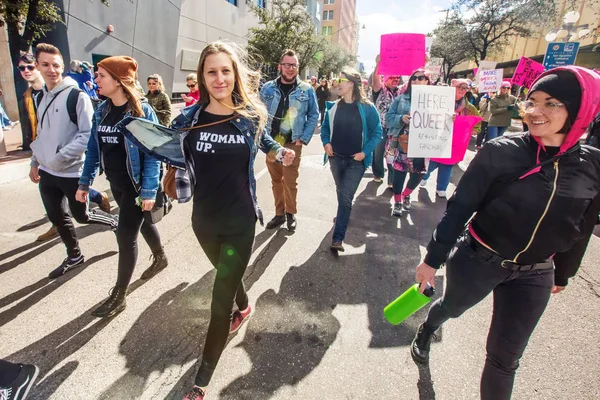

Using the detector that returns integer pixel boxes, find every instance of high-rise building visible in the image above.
[321,0,358,55]
[305,0,324,34]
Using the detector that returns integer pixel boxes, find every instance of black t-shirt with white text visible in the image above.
[185,111,255,228]
[97,103,128,182]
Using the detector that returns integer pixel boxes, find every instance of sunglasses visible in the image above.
[411,75,428,82]
[18,65,36,72]
[336,78,350,84]
[186,83,197,88]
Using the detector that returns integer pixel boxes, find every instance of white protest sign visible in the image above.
[479,68,503,93]
[426,57,443,74]
[407,85,456,158]
[476,60,497,85]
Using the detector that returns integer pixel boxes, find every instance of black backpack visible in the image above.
[66,88,102,125]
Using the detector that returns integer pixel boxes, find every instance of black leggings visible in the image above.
[110,180,163,289]
[477,121,489,146]
[192,211,255,387]
[39,170,117,258]
[392,158,426,196]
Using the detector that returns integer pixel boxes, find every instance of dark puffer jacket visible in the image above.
[425,66,600,287]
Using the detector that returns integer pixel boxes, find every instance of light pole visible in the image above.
[545,11,591,42]
[335,22,366,49]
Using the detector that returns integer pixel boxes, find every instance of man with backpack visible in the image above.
[29,43,118,279]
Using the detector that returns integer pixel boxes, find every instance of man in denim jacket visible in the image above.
[260,49,319,231]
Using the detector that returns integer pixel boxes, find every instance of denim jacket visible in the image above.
[385,92,411,138]
[79,100,161,200]
[260,77,320,144]
[320,100,383,168]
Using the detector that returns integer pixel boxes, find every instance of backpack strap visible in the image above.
[67,88,82,125]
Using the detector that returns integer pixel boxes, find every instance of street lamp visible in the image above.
[545,11,591,42]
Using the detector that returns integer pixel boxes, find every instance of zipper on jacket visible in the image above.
[512,160,559,263]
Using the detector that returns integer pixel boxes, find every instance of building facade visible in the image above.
[321,0,358,55]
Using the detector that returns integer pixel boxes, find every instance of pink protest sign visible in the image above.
[432,115,483,165]
[379,33,426,75]
[511,57,544,88]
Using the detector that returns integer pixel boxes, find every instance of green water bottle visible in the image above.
[384,283,436,325]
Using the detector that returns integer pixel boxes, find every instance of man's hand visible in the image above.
[353,152,366,161]
[295,139,303,146]
[415,262,437,294]
[141,200,155,211]
[29,166,40,184]
[551,285,566,294]
[75,189,88,203]
[282,149,296,166]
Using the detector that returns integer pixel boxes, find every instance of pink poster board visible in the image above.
[432,115,483,165]
[379,33,426,75]
[511,57,545,88]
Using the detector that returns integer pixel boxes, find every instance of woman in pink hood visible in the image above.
[408,66,600,400]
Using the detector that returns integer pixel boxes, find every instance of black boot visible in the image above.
[266,215,286,229]
[286,213,297,231]
[141,250,169,280]
[411,323,435,364]
[92,287,127,318]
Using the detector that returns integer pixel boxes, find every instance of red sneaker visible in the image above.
[230,305,253,334]
[183,386,206,400]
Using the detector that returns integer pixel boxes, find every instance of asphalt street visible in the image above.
[0,132,599,400]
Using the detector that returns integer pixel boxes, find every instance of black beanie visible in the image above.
[529,70,581,124]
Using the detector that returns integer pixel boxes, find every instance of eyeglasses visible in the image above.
[456,85,469,91]
[186,83,197,88]
[522,101,565,114]
[18,65,35,72]
[336,78,350,84]
[280,63,298,70]
[411,75,428,82]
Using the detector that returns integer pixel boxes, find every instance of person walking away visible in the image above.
[29,43,118,279]
[182,73,200,106]
[315,78,330,125]
[476,92,493,150]
[420,79,481,198]
[488,82,518,140]
[146,74,172,126]
[385,69,431,216]
[410,66,600,400]
[370,54,400,185]
[260,49,319,231]
[120,41,295,400]
[76,57,168,318]
[321,69,382,251]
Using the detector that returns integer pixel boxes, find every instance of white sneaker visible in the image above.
[436,190,447,198]
[419,179,427,187]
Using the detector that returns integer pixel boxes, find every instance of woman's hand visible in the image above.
[401,115,411,125]
[141,200,155,211]
[324,143,334,156]
[75,189,88,203]
[282,149,296,166]
[353,152,366,161]
[29,166,40,184]
[551,285,566,294]
[415,262,437,294]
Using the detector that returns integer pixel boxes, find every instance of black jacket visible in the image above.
[315,86,330,105]
[425,133,600,286]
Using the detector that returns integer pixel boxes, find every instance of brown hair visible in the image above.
[280,49,297,63]
[34,43,62,61]
[100,66,144,118]
[196,41,267,139]
[341,68,371,104]
[147,74,165,91]
[18,53,36,65]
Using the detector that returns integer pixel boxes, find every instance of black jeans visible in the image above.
[319,103,326,123]
[476,121,489,147]
[371,130,387,181]
[423,236,554,400]
[192,212,255,387]
[110,179,163,289]
[38,170,117,259]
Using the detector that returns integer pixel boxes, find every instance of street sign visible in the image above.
[543,42,580,70]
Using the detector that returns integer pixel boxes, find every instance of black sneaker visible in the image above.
[0,363,39,400]
[92,286,127,318]
[140,252,168,280]
[266,215,286,230]
[392,202,403,217]
[403,195,411,211]
[111,214,120,232]
[286,213,297,231]
[48,255,85,279]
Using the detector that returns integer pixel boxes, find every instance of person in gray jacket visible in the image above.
[29,43,118,279]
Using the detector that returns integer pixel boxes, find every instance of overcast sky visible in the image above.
[356,0,452,73]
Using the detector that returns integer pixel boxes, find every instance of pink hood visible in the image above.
[528,66,600,155]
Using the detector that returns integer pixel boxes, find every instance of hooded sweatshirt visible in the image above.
[30,77,94,178]
[424,66,600,286]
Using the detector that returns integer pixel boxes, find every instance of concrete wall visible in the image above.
[62,0,181,95]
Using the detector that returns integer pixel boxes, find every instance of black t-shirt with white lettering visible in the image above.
[97,103,128,182]
[185,111,255,227]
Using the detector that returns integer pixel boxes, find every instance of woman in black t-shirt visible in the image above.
[77,56,167,319]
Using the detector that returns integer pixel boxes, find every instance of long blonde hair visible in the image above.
[196,41,267,136]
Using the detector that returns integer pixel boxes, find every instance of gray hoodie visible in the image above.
[30,76,93,177]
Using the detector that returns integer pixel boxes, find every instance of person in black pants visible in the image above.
[410,67,600,399]
[315,77,330,125]
[77,56,167,318]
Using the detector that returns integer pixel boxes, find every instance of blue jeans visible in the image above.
[329,155,366,242]
[89,187,103,206]
[371,130,388,182]
[0,102,12,128]
[487,126,507,141]
[423,161,453,191]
